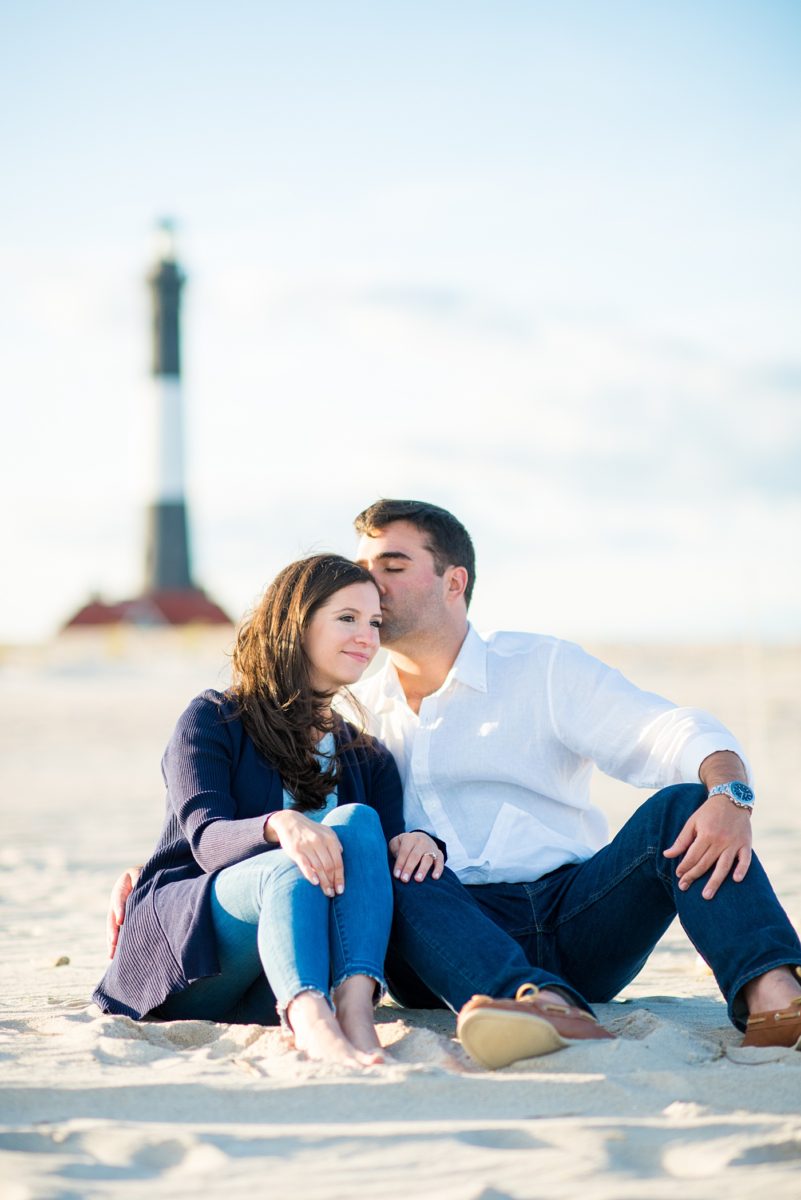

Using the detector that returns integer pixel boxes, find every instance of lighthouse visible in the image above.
[145,219,193,591]
[64,221,230,629]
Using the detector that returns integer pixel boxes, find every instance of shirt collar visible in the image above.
[366,622,488,712]
[445,623,488,694]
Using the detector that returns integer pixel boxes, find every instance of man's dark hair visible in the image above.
[354,499,476,608]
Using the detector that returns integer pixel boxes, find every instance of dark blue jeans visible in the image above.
[387,785,801,1029]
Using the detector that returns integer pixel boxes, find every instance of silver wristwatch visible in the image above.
[707,781,755,811]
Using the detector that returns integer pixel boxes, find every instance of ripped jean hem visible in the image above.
[331,968,387,1007]
[279,985,332,1032]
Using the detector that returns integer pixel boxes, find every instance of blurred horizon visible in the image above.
[2,1,799,645]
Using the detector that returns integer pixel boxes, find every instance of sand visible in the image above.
[1,631,800,1199]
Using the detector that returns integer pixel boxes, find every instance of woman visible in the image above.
[93,554,444,1068]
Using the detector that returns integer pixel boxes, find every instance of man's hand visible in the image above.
[265,810,345,897]
[106,867,141,959]
[663,795,752,900]
[389,831,445,883]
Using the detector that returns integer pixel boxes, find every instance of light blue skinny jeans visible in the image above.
[157,803,393,1025]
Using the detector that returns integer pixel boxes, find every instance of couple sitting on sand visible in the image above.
[94,499,801,1068]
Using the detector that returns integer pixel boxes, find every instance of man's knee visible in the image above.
[643,783,707,839]
[391,865,460,912]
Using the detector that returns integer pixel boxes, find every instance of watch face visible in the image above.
[730,781,754,805]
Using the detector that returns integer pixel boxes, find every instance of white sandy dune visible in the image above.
[1,633,800,1199]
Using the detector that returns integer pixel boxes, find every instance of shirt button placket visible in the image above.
[412,693,464,858]
[411,695,433,795]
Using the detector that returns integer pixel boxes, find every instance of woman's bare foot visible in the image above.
[287,991,373,1068]
[334,974,386,1064]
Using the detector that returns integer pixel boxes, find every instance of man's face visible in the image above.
[355,521,450,648]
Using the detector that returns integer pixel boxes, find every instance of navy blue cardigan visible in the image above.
[93,690,405,1020]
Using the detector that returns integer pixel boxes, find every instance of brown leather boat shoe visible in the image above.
[742,996,801,1049]
[456,983,616,1069]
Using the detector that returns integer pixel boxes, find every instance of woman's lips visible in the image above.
[344,651,370,663]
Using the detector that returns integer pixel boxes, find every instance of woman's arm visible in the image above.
[163,694,275,873]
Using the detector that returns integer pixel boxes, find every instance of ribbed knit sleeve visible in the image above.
[162,694,274,872]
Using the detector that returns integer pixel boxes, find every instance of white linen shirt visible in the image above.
[346,625,748,885]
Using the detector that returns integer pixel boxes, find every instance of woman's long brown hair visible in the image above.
[229,554,377,811]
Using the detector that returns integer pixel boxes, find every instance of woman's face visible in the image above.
[303,580,382,693]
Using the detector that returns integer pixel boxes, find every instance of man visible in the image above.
[347,499,801,1066]
[109,499,801,1067]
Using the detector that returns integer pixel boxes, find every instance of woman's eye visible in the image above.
[338,614,355,623]
[370,619,382,629]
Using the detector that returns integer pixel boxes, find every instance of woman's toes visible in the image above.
[355,1048,385,1066]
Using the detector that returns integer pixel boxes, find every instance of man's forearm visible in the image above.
[698,750,747,789]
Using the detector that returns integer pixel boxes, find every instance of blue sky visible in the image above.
[2,1,799,642]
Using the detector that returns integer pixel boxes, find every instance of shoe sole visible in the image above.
[457,1007,567,1069]
[742,1031,801,1051]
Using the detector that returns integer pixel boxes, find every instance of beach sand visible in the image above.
[1,631,800,1199]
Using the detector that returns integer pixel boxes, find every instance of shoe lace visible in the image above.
[515,983,540,1002]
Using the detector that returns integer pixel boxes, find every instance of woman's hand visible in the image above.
[106,866,142,959]
[389,832,444,883]
[265,810,345,897]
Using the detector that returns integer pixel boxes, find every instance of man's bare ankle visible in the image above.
[539,987,574,1007]
[744,966,801,1013]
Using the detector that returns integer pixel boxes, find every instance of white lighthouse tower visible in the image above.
[63,220,229,629]
[145,218,192,591]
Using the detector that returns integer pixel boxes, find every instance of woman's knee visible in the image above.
[325,803,383,845]
[214,850,299,917]
[259,854,306,898]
